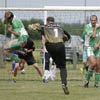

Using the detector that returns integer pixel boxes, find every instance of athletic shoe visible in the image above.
[84,82,89,88]
[20,69,25,74]
[94,84,98,88]
[12,77,16,83]
[12,79,16,83]
[62,84,69,95]
[43,79,48,83]
[80,67,85,74]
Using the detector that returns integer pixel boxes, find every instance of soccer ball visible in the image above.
[20,69,25,74]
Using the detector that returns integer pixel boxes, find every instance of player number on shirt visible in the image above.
[54,28,58,38]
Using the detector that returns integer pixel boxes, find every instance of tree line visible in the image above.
[0,18,84,40]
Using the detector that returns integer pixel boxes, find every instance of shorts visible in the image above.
[87,47,94,57]
[46,42,66,68]
[11,54,21,63]
[18,54,36,65]
[82,50,88,62]
[83,47,95,62]
[95,48,100,58]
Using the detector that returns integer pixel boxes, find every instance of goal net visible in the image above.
[0,6,99,80]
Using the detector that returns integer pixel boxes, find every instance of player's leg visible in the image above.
[19,59,26,74]
[11,61,16,73]
[42,52,51,82]
[12,63,20,83]
[80,50,88,74]
[45,42,69,94]
[94,52,100,88]
[11,51,19,73]
[33,63,43,77]
[84,48,96,87]
[11,54,21,83]
[3,39,17,51]
[12,59,25,82]
[49,59,56,80]
[84,56,96,87]
[4,36,28,51]
[26,55,43,78]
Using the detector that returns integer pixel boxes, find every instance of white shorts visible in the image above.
[83,47,94,62]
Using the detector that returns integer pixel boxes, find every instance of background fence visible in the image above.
[0,7,100,80]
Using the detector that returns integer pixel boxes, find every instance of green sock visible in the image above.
[86,69,93,82]
[95,73,100,85]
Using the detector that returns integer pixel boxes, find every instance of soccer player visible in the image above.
[82,15,100,88]
[11,34,25,74]
[3,11,29,73]
[4,11,28,52]
[12,37,43,82]
[41,17,70,94]
[41,46,56,83]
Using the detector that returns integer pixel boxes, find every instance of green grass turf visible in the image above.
[0,61,100,100]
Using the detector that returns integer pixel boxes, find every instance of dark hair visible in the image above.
[8,12,14,19]
[47,17,55,22]
[90,15,98,20]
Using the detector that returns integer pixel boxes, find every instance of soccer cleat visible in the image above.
[43,79,48,83]
[62,84,69,95]
[12,77,16,83]
[84,82,89,88]
[12,79,16,83]
[94,84,98,88]
[80,67,85,74]
[20,69,25,74]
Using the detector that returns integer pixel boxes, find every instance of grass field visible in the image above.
[0,61,100,100]
[0,39,99,100]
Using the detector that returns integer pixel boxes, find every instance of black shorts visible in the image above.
[45,42,66,68]
[18,54,36,65]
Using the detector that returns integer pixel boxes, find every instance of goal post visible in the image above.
[1,6,100,11]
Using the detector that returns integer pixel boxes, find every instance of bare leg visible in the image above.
[33,63,43,77]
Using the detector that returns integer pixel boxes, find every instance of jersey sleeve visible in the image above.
[63,30,71,41]
[40,27,44,36]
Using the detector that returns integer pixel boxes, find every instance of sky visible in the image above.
[0,0,100,7]
[0,0,100,23]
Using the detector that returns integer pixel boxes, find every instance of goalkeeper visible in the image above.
[28,17,71,95]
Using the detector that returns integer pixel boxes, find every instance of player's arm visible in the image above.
[94,38,100,50]
[41,30,46,53]
[8,26,20,37]
[91,27,97,38]
[26,49,33,53]
[28,23,41,31]
[91,25,100,38]
[42,35,46,51]
[25,41,35,53]
[63,30,71,41]
[26,45,35,53]
[15,50,26,55]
